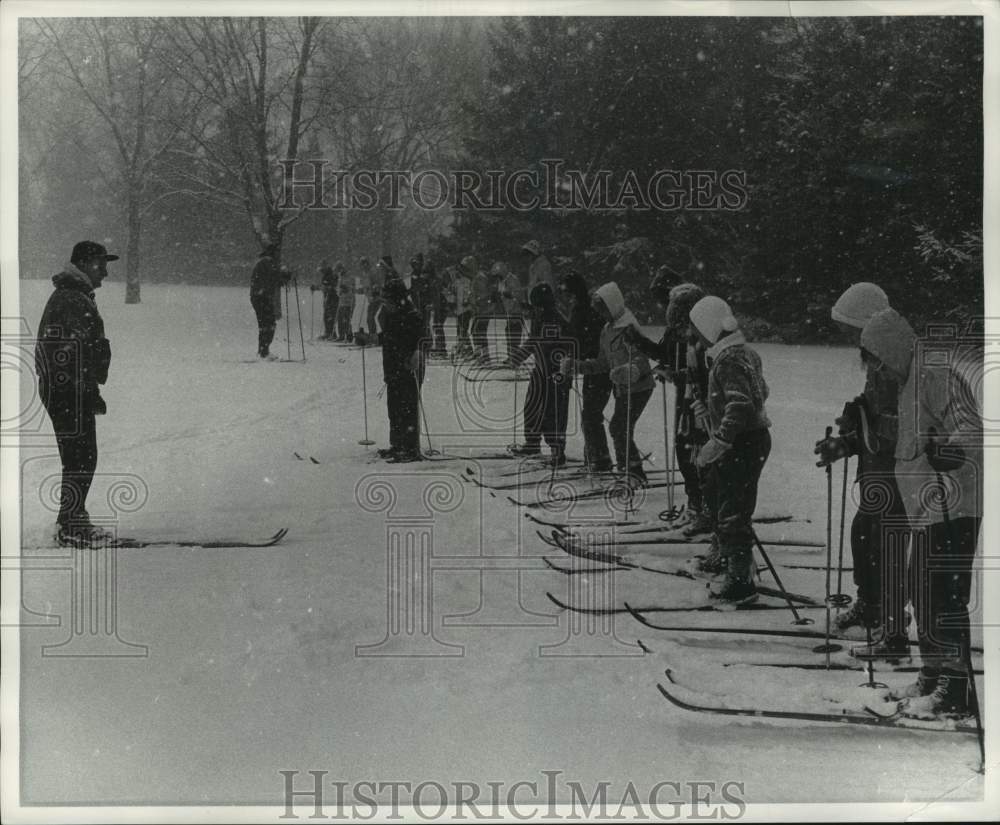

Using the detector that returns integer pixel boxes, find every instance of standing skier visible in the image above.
[350,256,373,345]
[35,241,118,545]
[449,264,473,358]
[687,296,771,604]
[378,278,425,463]
[250,243,289,360]
[424,260,448,356]
[313,259,339,340]
[860,308,981,718]
[814,282,909,658]
[494,262,524,364]
[509,283,571,466]
[562,282,654,486]
[467,256,495,363]
[561,270,613,472]
[335,266,354,342]
[627,274,710,532]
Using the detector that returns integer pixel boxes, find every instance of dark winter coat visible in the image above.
[563,273,603,360]
[250,254,285,297]
[703,331,771,445]
[510,287,565,379]
[381,295,424,383]
[35,265,110,413]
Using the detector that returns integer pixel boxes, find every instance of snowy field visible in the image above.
[12,280,988,810]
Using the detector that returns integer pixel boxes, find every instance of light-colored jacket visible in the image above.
[575,282,654,395]
[861,308,982,525]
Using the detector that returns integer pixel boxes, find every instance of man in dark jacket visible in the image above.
[509,283,571,466]
[35,240,117,545]
[561,271,612,471]
[379,278,425,462]
[250,244,288,359]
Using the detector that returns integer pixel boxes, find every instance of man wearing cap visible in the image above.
[814,283,909,660]
[250,243,289,360]
[687,295,771,604]
[35,241,118,545]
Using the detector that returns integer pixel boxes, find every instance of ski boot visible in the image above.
[695,537,726,576]
[57,521,114,548]
[388,449,423,463]
[849,635,910,664]
[550,449,567,469]
[376,447,400,459]
[509,443,541,457]
[681,507,713,538]
[709,574,758,606]
[834,596,869,633]
[889,667,940,701]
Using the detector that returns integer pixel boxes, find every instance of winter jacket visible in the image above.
[527,254,556,294]
[250,253,285,297]
[498,272,524,316]
[338,277,355,308]
[861,308,982,524]
[35,264,110,412]
[381,296,424,382]
[510,297,564,378]
[574,282,654,395]
[469,271,497,317]
[703,331,771,445]
[562,272,603,360]
[449,272,471,313]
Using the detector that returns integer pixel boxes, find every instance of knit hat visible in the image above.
[379,255,395,269]
[831,283,890,328]
[594,282,639,329]
[860,308,915,381]
[521,239,541,256]
[490,261,508,277]
[689,296,739,343]
[664,283,706,333]
[649,265,681,302]
[459,255,478,275]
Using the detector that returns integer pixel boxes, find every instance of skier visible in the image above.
[34,241,118,545]
[378,278,425,463]
[814,282,909,659]
[350,256,374,345]
[371,256,395,346]
[404,253,434,383]
[494,261,525,364]
[424,259,448,356]
[250,243,289,360]
[448,264,473,359]
[687,295,771,604]
[335,265,354,342]
[859,307,981,718]
[508,283,572,466]
[561,282,654,486]
[466,256,495,363]
[627,273,710,533]
[561,270,613,472]
[312,258,339,340]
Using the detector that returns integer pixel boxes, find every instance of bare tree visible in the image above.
[158,17,324,262]
[33,18,196,303]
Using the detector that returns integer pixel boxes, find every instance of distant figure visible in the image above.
[449,263,473,358]
[494,261,524,364]
[334,262,353,342]
[313,258,339,340]
[424,260,448,356]
[249,243,289,360]
[34,240,118,546]
[350,256,373,345]
[522,239,556,294]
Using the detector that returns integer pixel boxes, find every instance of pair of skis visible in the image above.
[56,527,289,550]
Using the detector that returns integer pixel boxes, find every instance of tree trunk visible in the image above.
[124,194,142,304]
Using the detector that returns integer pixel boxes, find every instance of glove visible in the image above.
[696,437,730,467]
[89,389,107,416]
[836,396,865,436]
[407,350,422,372]
[610,363,640,385]
[652,364,674,384]
[691,398,708,421]
[560,356,574,376]
[814,434,849,467]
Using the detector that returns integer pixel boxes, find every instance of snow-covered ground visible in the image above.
[10,280,989,813]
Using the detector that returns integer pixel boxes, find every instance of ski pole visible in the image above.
[752,529,813,626]
[310,288,315,341]
[415,366,438,456]
[662,378,676,518]
[293,277,306,361]
[624,343,636,517]
[829,455,851,612]
[285,282,292,362]
[548,374,562,497]
[359,344,375,446]
[813,427,842,662]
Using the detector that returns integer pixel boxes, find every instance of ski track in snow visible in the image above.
[14,282,984,804]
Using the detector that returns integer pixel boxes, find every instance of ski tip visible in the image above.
[309,457,320,464]
[545,591,567,610]
[636,638,652,654]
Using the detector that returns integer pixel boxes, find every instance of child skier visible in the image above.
[860,308,982,718]
[562,282,653,486]
[687,295,771,604]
